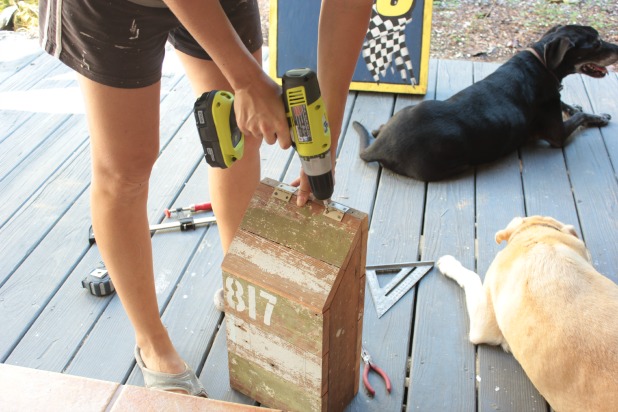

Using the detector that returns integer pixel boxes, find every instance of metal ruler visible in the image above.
[366,261,434,318]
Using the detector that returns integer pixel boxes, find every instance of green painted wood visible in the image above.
[473,61,547,412]
[408,59,476,411]
[222,269,325,354]
[229,351,322,412]
[239,180,363,269]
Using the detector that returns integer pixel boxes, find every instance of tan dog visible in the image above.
[437,216,618,412]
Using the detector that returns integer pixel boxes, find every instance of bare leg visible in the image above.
[79,76,186,376]
[176,48,263,254]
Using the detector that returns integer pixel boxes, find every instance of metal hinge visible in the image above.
[271,182,298,202]
[323,201,349,222]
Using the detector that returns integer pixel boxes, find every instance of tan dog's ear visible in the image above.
[495,217,524,244]
[562,224,579,238]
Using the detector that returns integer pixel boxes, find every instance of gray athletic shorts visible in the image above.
[38,0,263,88]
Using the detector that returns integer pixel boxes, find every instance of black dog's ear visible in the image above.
[544,36,573,70]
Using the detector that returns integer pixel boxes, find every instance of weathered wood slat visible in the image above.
[224,178,367,412]
[224,230,338,313]
[4,105,207,374]
[0,147,91,286]
[473,61,546,412]
[582,72,618,186]
[0,112,72,179]
[0,75,195,283]
[346,59,438,412]
[0,52,61,93]
[0,76,199,364]
[0,55,66,145]
[202,322,257,404]
[559,74,618,281]
[0,34,42,84]
[0,190,92,362]
[0,116,89,226]
[409,59,476,411]
[33,127,209,378]
[239,179,363,269]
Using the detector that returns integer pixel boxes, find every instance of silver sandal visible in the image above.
[134,346,208,398]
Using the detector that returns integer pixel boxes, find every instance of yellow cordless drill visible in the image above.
[194,68,334,205]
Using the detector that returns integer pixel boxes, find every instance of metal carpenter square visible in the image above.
[366,261,434,318]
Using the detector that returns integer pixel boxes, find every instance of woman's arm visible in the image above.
[293,0,373,205]
[163,0,290,147]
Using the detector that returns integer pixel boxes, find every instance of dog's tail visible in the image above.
[353,121,376,162]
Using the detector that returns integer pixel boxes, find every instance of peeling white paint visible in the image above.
[230,239,335,295]
[228,315,322,391]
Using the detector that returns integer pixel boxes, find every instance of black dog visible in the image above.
[355,25,618,181]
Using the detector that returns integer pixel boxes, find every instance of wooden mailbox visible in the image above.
[222,178,368,412]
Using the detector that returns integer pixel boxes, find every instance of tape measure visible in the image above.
[82,266,115,297]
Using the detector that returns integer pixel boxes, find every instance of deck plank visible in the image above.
[345,60,437,412]
[582,71,618,173]
[0,115,89,226]
[1,46,617,411]
[0,34,42,84]
[340,93,413,411]
[408,59,476,411]
[559,74,618,280]
[473,61,546,411]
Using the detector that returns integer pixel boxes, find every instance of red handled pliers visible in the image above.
[361,346,392,397]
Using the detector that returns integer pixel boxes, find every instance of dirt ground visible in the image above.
[258,0,618,70]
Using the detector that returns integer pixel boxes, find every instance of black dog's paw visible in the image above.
[588,113,611,126]
[600,113,611,123]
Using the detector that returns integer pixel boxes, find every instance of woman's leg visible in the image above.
[177,48,264,254]
[79,75,186,375]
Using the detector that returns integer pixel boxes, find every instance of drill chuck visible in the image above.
[299,152,334,201]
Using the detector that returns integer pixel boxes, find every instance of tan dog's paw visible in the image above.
[437,255,463,279]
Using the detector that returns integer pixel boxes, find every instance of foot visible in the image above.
[137,343,186,376]
[135,346,208,397]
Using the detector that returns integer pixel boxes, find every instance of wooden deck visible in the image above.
[1,33,617,411]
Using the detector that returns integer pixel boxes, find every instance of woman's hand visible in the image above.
[233,71,290,149]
